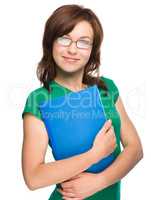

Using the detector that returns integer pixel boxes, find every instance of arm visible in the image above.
[22,114,97,191]
[96,96,144,189]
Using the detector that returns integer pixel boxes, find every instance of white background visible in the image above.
[0,0,149,199]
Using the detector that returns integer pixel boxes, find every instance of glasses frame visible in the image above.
[56,36,93,50]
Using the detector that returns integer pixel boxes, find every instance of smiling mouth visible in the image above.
[63,56,80,61]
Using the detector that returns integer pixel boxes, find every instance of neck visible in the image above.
[54,69,87,92]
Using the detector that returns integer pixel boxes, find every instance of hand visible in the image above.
[57,172,102,200]
[90,119,117,163]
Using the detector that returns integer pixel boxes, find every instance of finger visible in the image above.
[63,188,74,193]
[62,195,83,200]
[111,126,115,134]
[62,197,82,200]
[59,189,83,199]
[108,131,116,142]
[58,188,73,193]
[58,189,75,197]
[107,126,115,135]
[100,119,112,134]
[61,191,76,198]
[61,182,73,189]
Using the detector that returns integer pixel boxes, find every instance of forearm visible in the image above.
[29,149,96,190]
[96,145,143,190]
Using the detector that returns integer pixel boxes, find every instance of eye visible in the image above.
[57,37,71,45]
[77,39,92,49]
[79,40,91,45]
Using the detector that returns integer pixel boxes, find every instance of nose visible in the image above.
[67,42,77,54]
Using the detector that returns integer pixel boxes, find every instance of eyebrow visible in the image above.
[66,34,92,40]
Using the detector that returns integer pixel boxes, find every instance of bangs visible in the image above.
[52,10,92,39]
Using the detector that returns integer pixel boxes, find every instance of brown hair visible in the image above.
[37,4,108,93]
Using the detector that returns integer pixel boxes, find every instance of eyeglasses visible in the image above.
[56,36,93,49]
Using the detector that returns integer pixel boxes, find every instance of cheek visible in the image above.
[53,44,60,58]
[80,50,91,63]
[52,45,64,64]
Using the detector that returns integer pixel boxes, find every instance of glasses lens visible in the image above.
[77,40,92,49]
[57,37,71,46]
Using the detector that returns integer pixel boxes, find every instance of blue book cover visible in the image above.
[39,85,115,173]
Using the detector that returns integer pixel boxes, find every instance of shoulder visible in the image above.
[100,75,119,90]
[22,85,50,120]
[100,75,117,88]
[99,75,120,103]
[26,86,50,104]
[28,85,48,96]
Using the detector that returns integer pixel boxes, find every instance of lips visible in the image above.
[63,56,80,61]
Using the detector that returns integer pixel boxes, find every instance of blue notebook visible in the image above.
[39,85,115,173]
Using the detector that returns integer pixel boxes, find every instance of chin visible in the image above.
[61,68,79,74]
[58,64,82,72]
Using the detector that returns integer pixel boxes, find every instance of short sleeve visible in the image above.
[110,80,120,104]
[100,76,120,104]
[22,91,42,121]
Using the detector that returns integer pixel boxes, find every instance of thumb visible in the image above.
[100,119,112,134]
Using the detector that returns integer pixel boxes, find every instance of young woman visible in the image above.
[22,4,143,200]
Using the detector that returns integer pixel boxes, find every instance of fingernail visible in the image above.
[108,119,112,123]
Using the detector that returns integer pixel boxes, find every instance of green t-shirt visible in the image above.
[22,76,121,200]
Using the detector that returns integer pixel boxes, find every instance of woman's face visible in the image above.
[52,20,94,74]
